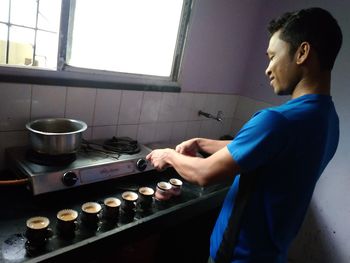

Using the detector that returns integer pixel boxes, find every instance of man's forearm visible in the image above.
[166,146,238,186]
[196,138,231,154]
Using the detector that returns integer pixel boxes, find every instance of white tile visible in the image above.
[0,131,28,169]
[199,120,213,138]
[190,93,207,121]
[219,94,239,118]
[198,94,224,122]
[220,118,234,137]
[177,93,194,121]
[118,91,143,125]
[31,85,66,120]
[234,96,272,121]
[139,92,162,123]
[170,122,188,144]
[92,126,117,140]
[211,121,224,139]
[82,127,93,140]
[93,89,121,126]
[65,87,96,126]
[154,122,172,143]
[203,94,220,117]
[137,123,157,144]
[158,92,179,122]
[186,121,201,140]
[0,83,31,131]
[117,124,139,140]
[200,119,223,140]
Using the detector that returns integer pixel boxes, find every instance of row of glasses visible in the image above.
[24,178,183,255]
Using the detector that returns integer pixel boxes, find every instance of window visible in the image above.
[0,0,61,68]
[0,0,193,89]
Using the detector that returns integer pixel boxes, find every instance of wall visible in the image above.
[0,83,272,169]
[180,0,266,95]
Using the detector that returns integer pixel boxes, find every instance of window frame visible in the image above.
[0,0,193,92]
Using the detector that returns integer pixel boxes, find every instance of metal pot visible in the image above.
[26,118,87,155]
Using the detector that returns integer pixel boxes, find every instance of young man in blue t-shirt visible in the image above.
[146,7,342,263]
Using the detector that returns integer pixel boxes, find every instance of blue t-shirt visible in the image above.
[210,94,339,262]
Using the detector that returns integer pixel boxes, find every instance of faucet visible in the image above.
[198,110,223,122]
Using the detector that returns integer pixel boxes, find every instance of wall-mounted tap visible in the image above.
[198,110,223,122]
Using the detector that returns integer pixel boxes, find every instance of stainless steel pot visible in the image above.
[26,118,87,155]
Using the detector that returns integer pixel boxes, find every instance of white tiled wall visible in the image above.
[0,82,274,169]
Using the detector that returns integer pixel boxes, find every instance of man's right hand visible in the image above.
[175,138,198,157]
[176,137,232,156]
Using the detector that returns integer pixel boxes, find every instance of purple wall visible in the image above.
[180,0,266,95]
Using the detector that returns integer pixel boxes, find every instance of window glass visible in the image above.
[38,0,62,31]
[0,0,9,23]
[1,0,61,68]
[10,0,37,28]
[8,26,35,66]
[0,0,191,90]
[0,24,7,64]
[36,30,59,68]
[68,0,184,77]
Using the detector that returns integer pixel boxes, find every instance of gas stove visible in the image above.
[5,137,154,195]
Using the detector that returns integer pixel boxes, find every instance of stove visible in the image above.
[5,137,154,195]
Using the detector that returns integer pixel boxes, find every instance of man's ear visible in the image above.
[296,42,310,65]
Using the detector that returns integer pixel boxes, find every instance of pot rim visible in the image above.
[26,118,87,136]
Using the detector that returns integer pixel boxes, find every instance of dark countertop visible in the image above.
[0,168,230,263]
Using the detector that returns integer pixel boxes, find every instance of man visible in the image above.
[146,7,342,263]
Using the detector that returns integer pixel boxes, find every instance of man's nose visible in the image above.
[265,65,271,77]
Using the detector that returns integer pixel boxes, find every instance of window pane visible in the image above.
[10,0,37,28]
[0,0,9,22]
[0,24,8,64]
[69,0,184,77]
[38,0,62,31]
[36,30,59,68]
[8,26,34,66]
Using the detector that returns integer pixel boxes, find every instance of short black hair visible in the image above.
[268,7,343,70]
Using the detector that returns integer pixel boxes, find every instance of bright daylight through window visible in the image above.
[0,0,61,68]
[0,0,190,81]
[69,1,184,77]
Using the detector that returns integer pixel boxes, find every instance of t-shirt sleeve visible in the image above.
[227,109,289,172]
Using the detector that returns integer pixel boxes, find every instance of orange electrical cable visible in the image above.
[0,178,29,185]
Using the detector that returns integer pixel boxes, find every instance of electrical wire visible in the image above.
[0,178,29,185]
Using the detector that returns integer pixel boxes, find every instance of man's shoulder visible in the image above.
[251,108,289,127]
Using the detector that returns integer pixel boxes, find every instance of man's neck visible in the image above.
[291,71,331,99]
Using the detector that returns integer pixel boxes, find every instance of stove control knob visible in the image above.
[62,171,78,186]
[136,158,147,171]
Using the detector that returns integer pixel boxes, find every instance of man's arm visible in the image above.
[175,138,231,156]
[146,146,239,186]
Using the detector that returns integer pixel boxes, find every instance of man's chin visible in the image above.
[274,87,291,96]
[273,87,282,95]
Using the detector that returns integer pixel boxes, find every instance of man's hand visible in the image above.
[146,148,173,171]
[175,138,198,156]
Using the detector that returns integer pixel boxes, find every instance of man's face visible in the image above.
[265,30,300,95]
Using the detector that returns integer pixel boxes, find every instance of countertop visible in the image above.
[0,168,231,263]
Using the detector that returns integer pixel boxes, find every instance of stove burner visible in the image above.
[103,137,140,154]
[26,150,76,166]
[5,138,154,195]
